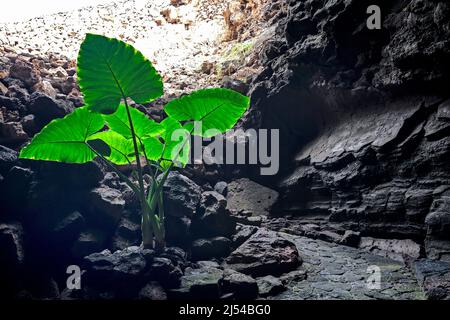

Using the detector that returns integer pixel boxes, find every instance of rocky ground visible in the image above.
[1,0,450,300]
[0,0,276,98]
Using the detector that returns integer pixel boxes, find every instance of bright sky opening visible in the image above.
[0,0,119,23]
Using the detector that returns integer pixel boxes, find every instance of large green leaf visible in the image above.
[77,33,163,114]
[161,117,190,167]
[103,104,164,140]
[163,88,250,138]
[88,131,134,165]
[141,137,164,161]
[19,107,104,163]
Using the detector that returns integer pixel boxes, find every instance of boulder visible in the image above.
[226,178,279,216]
[28,92,74,126]
[83,246,149,296]
[232,223,258,248]
[225,228,301,277]
[219,269,258,299]
[111,217,141,252]
[146,257,183,289]
[191,191,236,238]
[0,121,28,145]
[169,266,223,299]
[191,237,231,261]
[89,186,125,230]
[52,211,85,243]
[9,59,40,88]
[161,171,202,217]
[71,229,108,259]
[165,215,191,248]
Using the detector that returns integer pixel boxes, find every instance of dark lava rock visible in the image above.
[161,171,202,218]
[214,181,228,196]
[191,237,231,261]
[191,191,236,238]
[89,185,125,230]
[165,215,191,248]
[0,145,18,175]
[0,121,28,145]
[146,257,183,289]
[279,269,308,285]
[72,229,108,259]
[256,275,286,297]
[0,222,24,297]
[226,178,279,216]
[219,269,258,299]
[28,92,74,126]
[20,114,39,136]
[244,0,450,264]
[0,222,24,268]
[159,246,187,270]
[138,281,167,300]
[339,230,361,247]
[1,166,33,209]
[169,266,223,300]
[232,223,258,248]
[225,228,301,277]
[83,246,150,296]
[52,211,85,243]
[35,161,104,188]
[9,59,40,88]
[110,214,141,252]
[414,259,450,300]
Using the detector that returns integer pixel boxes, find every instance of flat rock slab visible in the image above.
[226,178,279,216]
[270,234,425,300]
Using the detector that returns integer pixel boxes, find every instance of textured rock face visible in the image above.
[225,228,301,276]
[162,171,202,218]
[246,0,450,260]
[226,178,279,216]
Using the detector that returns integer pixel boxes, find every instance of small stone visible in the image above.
[339,230,361,247]
[32,80,57,99]
[256,275,286,297]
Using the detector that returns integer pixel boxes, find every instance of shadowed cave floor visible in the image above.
[269,233,425,300]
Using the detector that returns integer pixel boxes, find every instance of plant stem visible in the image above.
[123,99,146,203]
[87,144,139,195]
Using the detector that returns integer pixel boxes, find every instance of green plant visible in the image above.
[19,34,250,250]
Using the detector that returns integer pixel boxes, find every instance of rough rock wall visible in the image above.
[246,0,450,260]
